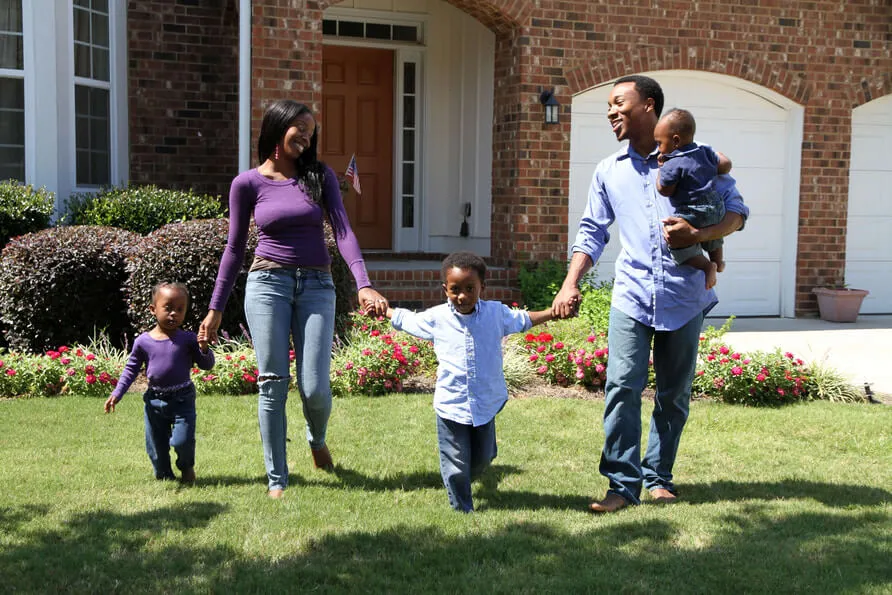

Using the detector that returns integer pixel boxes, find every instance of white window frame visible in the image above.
[68,0,127,191]
[0,0,27,182]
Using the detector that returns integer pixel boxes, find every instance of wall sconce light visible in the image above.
[539,88,560,125]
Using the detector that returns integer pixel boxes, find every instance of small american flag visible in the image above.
[345,153,361,195]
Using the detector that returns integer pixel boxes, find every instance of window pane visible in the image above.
[338,21,363,37]
[75,116,90,149]
[322,19,336,35]
[0,147,25,182]
[91,151,108,185]
[403,62,415,95]
[92,12,109,47]
[73,0,89,7]
[74,43,91,77]
[0,35,23,69]
[76,150,90,184]
[392,25,417,42]
[0,78,24,109]
[75,86,110,186]
[73,7,90,43]
[0,107,24,144]
[366,23,390,40]
[402,196,414,228]
[0,0,23,33]
[92,0,109,13]
[403,96,415,128]
[92,47,109,81]
[402,162,414,195]
[89,86,109,117]
[402,130,414,161]
[91,118,109,152]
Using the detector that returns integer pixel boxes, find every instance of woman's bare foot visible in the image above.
[705,262,718,289]
[268,489,284,499]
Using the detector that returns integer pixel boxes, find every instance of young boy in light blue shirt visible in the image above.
[386,251,553,512]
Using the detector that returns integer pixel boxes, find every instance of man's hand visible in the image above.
[551,285,581,320]
[662,216,699,249]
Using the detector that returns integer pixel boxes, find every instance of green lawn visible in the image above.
[1,393,890,594]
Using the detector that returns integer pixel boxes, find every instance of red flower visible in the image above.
[85,365,95,374]
[537,332,553,342]
[85,375,97,384]
[6,369,16,376]
[525,333,536,342]
[731,366,743,376]
[242,373,257,383]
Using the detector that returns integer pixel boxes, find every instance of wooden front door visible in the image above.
[321,45,394,250]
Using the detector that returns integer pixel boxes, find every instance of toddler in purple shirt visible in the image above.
[104,282,215,482]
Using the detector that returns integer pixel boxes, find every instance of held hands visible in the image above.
[358,287,389,317]
[551,284,581,320]
[104,395,119,413]
[199,311,223,346]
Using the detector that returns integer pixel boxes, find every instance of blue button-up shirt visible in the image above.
[572,143,750,331]
[391,300,531,426]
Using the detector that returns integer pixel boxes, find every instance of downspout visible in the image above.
[239,0,251,173]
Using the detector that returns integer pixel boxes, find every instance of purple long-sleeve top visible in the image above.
[209,165,371,311]
[111,330,215,400]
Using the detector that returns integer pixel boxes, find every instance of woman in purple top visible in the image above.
[105,282,215,483]
[199,99,389,499]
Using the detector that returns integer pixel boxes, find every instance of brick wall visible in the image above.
[127,0,239,198]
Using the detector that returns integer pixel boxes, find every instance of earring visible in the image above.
[274,145,280,160]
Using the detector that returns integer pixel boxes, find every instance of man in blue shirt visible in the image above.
[552,75,749,513]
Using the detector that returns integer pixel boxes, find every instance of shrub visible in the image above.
[517,260,567,310]
[125,219,257,337]
[0,344,124,398]
[192,347,260,395]
[577,279,613,335]
[66,185,225,235]
[0,180,55,250]
[330,312,435,397]
[803,360,866,403]
[0,226,139,352]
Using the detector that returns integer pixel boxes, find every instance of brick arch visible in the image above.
[846,73,892,109]
[565,47,813,106]
[318,0,533,34]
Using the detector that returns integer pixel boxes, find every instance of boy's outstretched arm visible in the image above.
[385,307,394,319]
[528,309,554,327]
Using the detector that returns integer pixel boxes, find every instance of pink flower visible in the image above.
[46,350,60,359]
[61,357,71,365]
[75,348,84,357]
[554,342,564,349]
[0,360,4,368]
[5,368,15,376]
[719,346,730,355]
[66,368,76,376]
[384,380,393,389]
[362,349,373,356]
[731,352,741,360]
[713,377,725,389]
[575,369,585,379]
[85,375,97,384]
[756,374,766,382]
[239,355,246,361]
[529,354,539,362]
[345,362,354,370]
[203,374,217,381]
[743,358,751,365]
[731,366,743,376]
[586,335,596,343]
[545,354,555,362]
[595,364,605,374]
[536,366,547,375]
[242,373,257,383]
[536,345,546,353]
[707,354,716,361]
[85,353,96,361]
[225,355,232,361]
[777,388,785,395]
[696,370,705,376]
[371,330,381,337]
[58,346,69,353]
[784,352,794,359]
[511,302,518,307]
[85,365,95,374]
[409,345,419,354]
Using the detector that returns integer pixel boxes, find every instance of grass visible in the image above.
[1,393,890,594]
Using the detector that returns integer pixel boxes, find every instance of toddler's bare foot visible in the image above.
[715,260,726,273]
[268,489,284,499]
[705,262,718,289]
[180,467,196,484]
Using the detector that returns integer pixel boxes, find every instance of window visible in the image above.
[0,0,24,181]
[322,17,422,44]
[73,0,110,186]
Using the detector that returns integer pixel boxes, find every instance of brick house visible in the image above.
[3,0,890,316]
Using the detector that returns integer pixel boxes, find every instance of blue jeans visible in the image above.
[600,307,704,504]
[436,415,498,512]
[143,383,197,480]
[244,268,337,491]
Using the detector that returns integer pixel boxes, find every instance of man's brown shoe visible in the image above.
[311,445,334,472]
[649,488,678,503]
[588,492,629,514]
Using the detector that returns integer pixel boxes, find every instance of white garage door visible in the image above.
[569,71,802,317]
[846,96,892,314]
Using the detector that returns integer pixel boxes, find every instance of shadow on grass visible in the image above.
[2,502,889,592]
[682,479,892,507]
[192,474,268,489]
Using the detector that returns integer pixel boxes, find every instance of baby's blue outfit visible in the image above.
[391,300,531,511]
[659,142,726,264]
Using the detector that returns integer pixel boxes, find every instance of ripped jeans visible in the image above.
[244,268,336,491]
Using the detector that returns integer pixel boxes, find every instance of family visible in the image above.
[105,75,749,514]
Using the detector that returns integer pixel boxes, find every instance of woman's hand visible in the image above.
[358,287,389,317]
[199,310,223,345]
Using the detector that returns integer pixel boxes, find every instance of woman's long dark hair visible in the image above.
[257,100,346,237]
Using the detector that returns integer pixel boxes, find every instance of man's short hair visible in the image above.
[614,75,664,118]
[441,251,487,282]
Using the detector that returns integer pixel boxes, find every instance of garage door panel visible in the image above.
[711,262,781,317]
[695,122,787,168]
[847,172,892,216]
[729,168,785,215]
[845,262,892,314]
[724,215,782,259]
[846,96,892,313]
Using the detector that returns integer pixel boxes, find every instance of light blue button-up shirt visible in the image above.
[391,300,532,426]
[572,143,749,332]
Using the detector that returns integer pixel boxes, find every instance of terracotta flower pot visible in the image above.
[812,287,869,323]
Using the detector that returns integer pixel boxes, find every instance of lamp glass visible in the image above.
[545,103,559,124]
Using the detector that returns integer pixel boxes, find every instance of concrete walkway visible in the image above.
[704,315,892,396]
